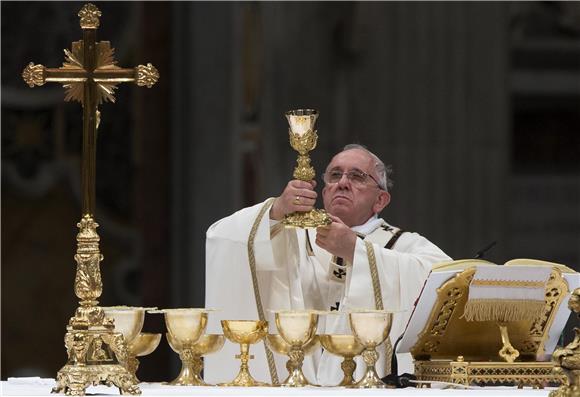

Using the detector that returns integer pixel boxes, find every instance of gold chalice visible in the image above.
[151,309,209,384]
[220,320,269,387]
[273,310,319,386]
[266,334,320,386]
[283,109,331,228]
[166,333,225,386]
[102,306,149,379]
[319,335,365,386]
[348,310,393,388]
[127,333,162,381]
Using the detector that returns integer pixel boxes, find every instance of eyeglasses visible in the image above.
[322,169,383,189]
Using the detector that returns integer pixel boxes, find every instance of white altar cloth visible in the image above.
[1,378,556,397]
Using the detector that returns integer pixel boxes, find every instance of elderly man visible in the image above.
[205,144,451,385]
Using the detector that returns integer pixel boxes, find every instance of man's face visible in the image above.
[322,149,390,227]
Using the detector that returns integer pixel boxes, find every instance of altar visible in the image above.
[0,378,558,397]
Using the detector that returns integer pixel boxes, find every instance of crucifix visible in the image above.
[22,4,158,395]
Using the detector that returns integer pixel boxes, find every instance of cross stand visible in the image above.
[22,4,159,395]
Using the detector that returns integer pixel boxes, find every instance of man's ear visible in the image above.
[373,191,391,213]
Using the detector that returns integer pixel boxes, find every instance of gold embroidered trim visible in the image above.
[471,279,546,288]
[364,240,392,374]
[365,241,384,311]
[463,299,546,322]
[248,198,279,384]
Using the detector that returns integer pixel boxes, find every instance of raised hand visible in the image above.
[270,180,318,221]
[315,214,357,263]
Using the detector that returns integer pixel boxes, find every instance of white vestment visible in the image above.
[205,199,451,385]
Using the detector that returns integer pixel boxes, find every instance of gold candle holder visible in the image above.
[348,310,393,388]
[219,320,269,387]
[319,335,365,386]
[273,310,319,386]
[282,109,331,229]
[166,333,225,386]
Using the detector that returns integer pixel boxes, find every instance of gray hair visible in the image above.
[342,144,393,191]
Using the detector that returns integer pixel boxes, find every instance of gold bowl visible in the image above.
[266,334,319,356]
[163,309,208,346]
[221,320,268,345]
[102,306,146,345]
[319,335,364,386]
[129,333,162,357]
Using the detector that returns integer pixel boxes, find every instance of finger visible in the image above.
[298,189,317,200]
[316,226,330,236]
[315,235,326,249]
[295,195,316,206]
[290,180,315,190]
[327,214,345,224]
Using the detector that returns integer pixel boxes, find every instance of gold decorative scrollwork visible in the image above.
[289,129,318,181]
[416,359,567,388]
[22,63,45,87]
[431,287,463,336]
[74,254,103,302]
[289,129,318,155]
[74,215,103,305]
[136,63,160,88]
[78,3,101,29]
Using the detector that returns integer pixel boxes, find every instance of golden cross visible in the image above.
[22,3,159,216]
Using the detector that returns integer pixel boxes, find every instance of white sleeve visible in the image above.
[206,198,282,271]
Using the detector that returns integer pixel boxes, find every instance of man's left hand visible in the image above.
[315,214,357,264]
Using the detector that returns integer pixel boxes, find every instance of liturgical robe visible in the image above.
[204,198,451,385]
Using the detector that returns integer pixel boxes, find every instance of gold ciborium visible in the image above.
[166,333,225,386]
[127,333,161,381]
[348,310,393,388]
[220,320,269,387]
[102,306,149,380]
[319,335,365,386]
[266,334,320,386]
[273,310,319,386]
[283,109,331,228]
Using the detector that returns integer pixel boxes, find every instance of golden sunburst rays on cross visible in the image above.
[24,41,159,106]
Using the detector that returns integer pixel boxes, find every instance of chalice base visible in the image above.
[282,209,331,229]
[169,363,209,386]
[218,369,269,387]
[281,368,317,387]
[349,368,393,389]
[52,363,141,396]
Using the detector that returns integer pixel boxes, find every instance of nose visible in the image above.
[337,172,350,188]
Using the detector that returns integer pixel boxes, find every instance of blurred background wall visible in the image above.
[2,1,579,382]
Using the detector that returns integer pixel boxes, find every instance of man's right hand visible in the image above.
[269,180,318,220]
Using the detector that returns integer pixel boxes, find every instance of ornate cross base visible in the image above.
[52,327,140,396]
[53,363,139,396]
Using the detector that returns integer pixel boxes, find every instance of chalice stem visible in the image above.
[239,343,250,371]
[352,347,388,388]
[340,357,357,386]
